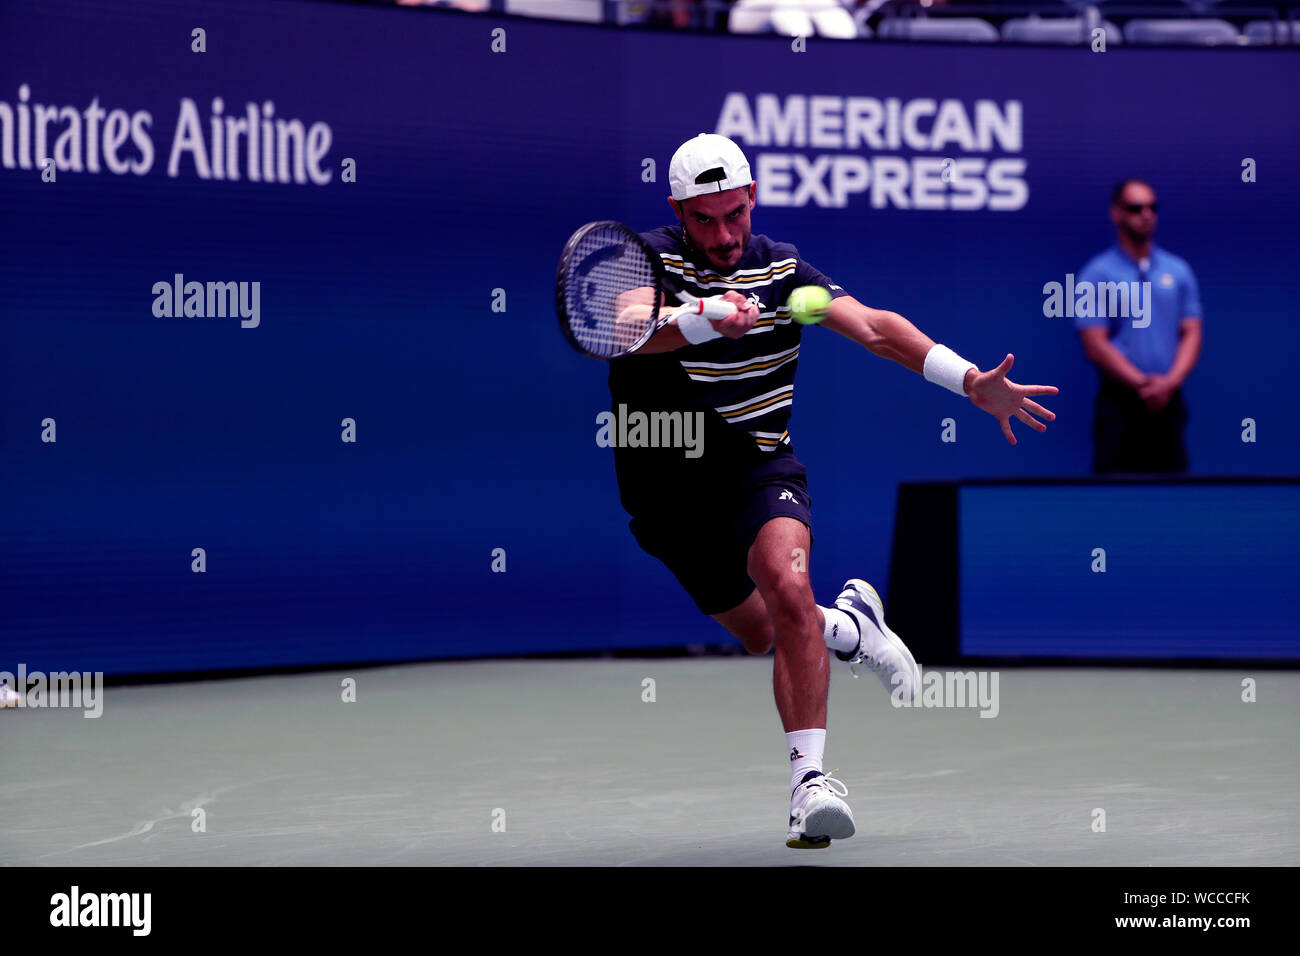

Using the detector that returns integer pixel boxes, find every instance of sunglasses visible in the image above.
[1123,202,1159,214]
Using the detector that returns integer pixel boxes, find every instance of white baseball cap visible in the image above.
[669,133,753,202]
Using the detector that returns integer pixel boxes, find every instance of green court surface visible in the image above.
[2,660,1296,866]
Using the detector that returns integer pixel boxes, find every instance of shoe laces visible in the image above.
[801,770,849,799]
[848,650,889,681]
[842,634,894,681]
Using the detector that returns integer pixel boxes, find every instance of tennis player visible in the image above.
[611,133,1058,848]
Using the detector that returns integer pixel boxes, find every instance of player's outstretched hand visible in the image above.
[710,290,760,339]
[966,353,1059,446]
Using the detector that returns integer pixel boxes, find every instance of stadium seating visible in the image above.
[381,0,1300,47]
[1242,17,1300,41]
[729,0,861,36]
[1123,16,1242,42]
[506,0,602,21]
[877,15,1002,40]
[1001,13,1124,42]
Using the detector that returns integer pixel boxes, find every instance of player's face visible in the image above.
[1112,182,1158,242]
[673,184,755,272]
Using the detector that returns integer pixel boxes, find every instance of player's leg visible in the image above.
[707,590,774,658]
[709,572,871,667]
[710,590,774,656]
[747,516,826,731]
[747,515,854,847]
[730,459,914,697]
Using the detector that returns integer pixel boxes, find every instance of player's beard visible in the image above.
[711,240,745,271]
[685,226,749,273]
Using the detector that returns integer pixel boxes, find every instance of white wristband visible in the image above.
[676,309,723,345]
[924,344,977,396]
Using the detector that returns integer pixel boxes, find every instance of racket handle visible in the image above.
[675,291,737,321]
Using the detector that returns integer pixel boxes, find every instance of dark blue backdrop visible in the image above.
[2,0,1297,673]
[960,482,1300,658]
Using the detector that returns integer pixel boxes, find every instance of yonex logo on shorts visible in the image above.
[779,489,798,503]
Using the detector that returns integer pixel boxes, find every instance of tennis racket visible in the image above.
[554,220,736,360]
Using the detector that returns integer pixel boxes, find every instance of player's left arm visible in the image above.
[821,295,1059,446]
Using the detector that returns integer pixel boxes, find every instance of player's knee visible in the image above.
[760,576,816,636]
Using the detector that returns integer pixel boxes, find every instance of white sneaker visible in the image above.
[786,770,855,849]
[834,578,921,703]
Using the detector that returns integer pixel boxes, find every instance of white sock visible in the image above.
[819,605,860,655]
[786,728,826,790]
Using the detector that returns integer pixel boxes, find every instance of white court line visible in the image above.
[39,780,259,857]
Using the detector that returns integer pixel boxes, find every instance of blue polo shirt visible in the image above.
[1074,244,1203,374]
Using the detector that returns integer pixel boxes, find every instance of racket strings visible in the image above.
[564,224,660,358]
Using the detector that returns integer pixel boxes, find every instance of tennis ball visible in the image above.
[789,285,831,325]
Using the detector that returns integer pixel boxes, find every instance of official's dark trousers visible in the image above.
[1092,374,1188,474]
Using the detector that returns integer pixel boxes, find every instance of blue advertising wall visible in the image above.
[2,0,1298,673]
[959,481,1300,659]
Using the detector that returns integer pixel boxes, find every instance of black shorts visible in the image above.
[626,453,813,615]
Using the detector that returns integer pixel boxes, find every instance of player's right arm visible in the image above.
[613,288,759,354]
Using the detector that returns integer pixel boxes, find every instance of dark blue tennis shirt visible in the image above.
[611,226,847,447]
[608,224,848,512]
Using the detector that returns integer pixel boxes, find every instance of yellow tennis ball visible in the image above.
[789,285,831,325]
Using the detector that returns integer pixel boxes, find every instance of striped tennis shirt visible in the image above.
[609,224,847,450]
